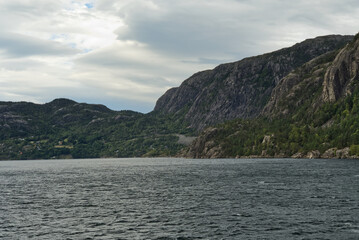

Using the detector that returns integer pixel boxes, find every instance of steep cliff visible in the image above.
[263,33,359,118]
[262,51,337,117]
[155,35,353,130]
[322,34,359,102]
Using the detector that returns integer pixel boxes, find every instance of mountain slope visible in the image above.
[0,99,192,160]
[182,33,359,159]
[155,35,353,130]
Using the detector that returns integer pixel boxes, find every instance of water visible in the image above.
[0,158,358,239]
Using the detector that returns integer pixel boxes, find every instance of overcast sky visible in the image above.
[0,0,358,112]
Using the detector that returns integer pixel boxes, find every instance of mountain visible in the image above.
[1,33,358,160]
[154,35,353,130]
[181,33,359,159]
[0,99,192,160]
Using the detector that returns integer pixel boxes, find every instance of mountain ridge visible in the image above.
[155,34,353,130]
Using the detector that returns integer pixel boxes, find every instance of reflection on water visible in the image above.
[0,158,358,239]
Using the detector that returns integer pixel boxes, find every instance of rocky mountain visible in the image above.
[155,35,353,130]
[181,33,359,159]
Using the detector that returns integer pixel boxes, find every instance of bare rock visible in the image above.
[262,135,273,144]
[292,152,305,158]
[322,34,359,102]
[322,148,337,158]
[336,147,350,159]
[307,150,321,159]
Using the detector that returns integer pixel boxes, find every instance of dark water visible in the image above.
[0,158,358,240]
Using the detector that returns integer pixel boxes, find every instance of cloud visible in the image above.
[0,0,358,113]
[0,32,80,57]
[73,40,214,106]
[113,0,359,58]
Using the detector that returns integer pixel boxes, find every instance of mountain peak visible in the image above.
[47,98,77,107]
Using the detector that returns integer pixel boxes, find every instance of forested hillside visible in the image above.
[0,99,192,159]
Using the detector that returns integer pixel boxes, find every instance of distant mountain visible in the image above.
[181,33,359,159]
[155,35,353,130]
[0,99,191,160]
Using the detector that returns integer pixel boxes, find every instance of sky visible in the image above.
[0,0,358,113]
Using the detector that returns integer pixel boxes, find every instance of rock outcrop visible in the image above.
[321,147,350,159]
[306,150,321,159]
[322,34,359,102]
[262,51,337,117]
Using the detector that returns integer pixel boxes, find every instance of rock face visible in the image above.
[321,148,337,158]
[263,33,359,117]
[262,51,337,117]
[262,32,359,117]
[155,35,353,130]
[322,35,359,102]
[306,150,321,159]
[321,147,350,159]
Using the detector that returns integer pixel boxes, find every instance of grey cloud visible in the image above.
[0,1,62,16]
[115,1,256,58]
[0,58,44,71]
[75,45,193,87]
[0,32,80,57]
[113,0,359,60]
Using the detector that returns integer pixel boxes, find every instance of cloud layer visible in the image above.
[0,0,358,112]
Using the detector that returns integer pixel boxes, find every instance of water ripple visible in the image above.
[0,158,358,239]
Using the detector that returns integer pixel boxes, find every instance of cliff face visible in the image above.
[155,35,353,130]
[322,35,359,102]
[263,34,359,118]
[262,51,336,117]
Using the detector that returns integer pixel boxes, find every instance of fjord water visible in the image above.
[0,158,358,239]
